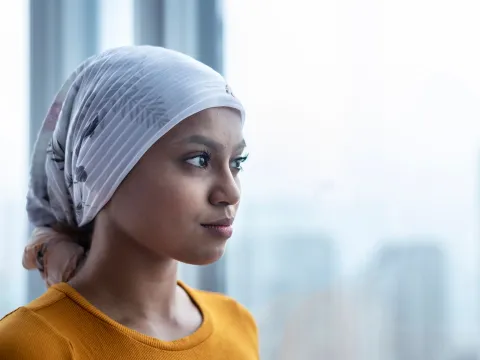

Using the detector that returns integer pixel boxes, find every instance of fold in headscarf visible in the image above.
[23,46,245,286]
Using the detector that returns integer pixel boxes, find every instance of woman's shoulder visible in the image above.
[0,307,74,359]
[192,289,259,358]
[197,289,254,317]
[0,288,74,359]
[186,284,258,333]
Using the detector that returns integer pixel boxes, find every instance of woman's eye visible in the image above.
[231,155,248,171]
[231,159,243,170]
[186,154,210,168]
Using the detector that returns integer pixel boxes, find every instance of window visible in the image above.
[224,1,480,358]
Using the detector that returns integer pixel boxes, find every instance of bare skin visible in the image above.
[69,107,246,341]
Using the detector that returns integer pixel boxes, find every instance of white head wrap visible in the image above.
[23,46,244,284]
[28,45,244,228]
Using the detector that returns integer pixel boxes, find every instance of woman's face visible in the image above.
[102,107,246,265]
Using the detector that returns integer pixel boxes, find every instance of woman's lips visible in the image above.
[201,218,234,238]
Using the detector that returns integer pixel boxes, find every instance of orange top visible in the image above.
[0,281,259,359]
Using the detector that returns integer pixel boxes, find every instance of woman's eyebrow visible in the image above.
[178,135,246,152]
[235,139,247,151]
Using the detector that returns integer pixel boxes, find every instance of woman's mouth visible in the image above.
[201,218,234,238]
[201,224,233,238]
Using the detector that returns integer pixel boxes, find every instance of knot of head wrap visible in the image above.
[23,46,245,286]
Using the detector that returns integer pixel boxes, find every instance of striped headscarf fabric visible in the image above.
[22,46,244,285]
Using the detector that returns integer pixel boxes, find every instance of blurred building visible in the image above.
[256,284,391,360]
[449,351,479,360]
[237,200,338,303]
[266,232,336,298]
[368,241,449,360]
[228,199,338,307]
[251,229,338,360]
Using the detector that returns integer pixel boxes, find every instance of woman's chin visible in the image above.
[177,245,227,266]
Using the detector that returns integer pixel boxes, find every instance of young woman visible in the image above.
[0,46,258,359]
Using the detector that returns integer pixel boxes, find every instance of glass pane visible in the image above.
[224,1,480,359]
[0,0,29,317]
[98,0,134,51]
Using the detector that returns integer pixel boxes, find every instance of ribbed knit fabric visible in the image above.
[0,282,258,359]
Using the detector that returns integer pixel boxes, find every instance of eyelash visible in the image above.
[185,151,249,171]
[185,151,212,169]
[232,154,249,171]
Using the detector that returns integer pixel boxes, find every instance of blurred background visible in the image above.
[1,0,480,359]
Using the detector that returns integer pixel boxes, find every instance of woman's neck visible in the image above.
[69,222,183,324]
[68,214,203,341]
[69,252,202,340]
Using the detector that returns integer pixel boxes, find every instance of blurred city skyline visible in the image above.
[226,0,480,352]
